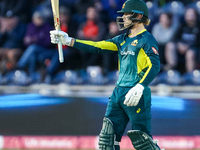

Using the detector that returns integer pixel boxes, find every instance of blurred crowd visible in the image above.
[0,0,200,85]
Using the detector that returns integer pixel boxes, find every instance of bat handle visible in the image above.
[58,40,64,63]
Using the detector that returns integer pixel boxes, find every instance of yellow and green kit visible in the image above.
[73,29,160,141]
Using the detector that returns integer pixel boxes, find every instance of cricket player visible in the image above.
[50,0,164,149]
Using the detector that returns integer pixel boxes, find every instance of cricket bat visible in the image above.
[51,0,64,63]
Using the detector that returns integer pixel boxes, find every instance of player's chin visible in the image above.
[124,23,129,27]
[124,23,133,28]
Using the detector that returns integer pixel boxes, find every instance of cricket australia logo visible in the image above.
[131,40,138,46]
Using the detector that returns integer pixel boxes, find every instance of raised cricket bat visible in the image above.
[51,0,64,63]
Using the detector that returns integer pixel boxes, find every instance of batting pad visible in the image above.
[127,130,162,150]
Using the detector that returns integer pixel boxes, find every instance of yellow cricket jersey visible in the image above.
[73,29,160,87]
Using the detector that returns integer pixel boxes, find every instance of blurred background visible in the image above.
[0,0,200,149]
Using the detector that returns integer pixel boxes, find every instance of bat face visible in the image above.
[51,0,64,63]
[51,0,60,30]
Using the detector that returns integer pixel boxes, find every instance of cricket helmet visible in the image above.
[116,0,150,30]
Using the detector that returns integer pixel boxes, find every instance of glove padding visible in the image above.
[124,84,144,107]
[50,30,72,46]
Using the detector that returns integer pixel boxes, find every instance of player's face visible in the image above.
[122,13,133,27]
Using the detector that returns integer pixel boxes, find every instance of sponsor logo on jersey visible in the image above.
[121,51,135,55]
[120,41,125,46]
[131,40,138,46]
[152,47,159,55]
[136,108,141,113]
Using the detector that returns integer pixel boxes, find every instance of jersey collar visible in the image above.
[136,29,147,36]
[128,29,147,38]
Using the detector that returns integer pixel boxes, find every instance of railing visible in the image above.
[1,84,200,99]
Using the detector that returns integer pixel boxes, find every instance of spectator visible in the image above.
[165,8,200,73]
[0,0,31,23]
[77,6,106,70]
[17,7,79,83]
[16,11,53,75]
[102,21,120,75]
[42,6,79,81]
[152,12,178,69]
[33,0,56,26]
[72,0,94,23]
[0,16,26,74]
[59,6,78,38]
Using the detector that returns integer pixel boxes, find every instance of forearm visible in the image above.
[73,39,104,53]
[50,30,118,53]
[72,39,118,53]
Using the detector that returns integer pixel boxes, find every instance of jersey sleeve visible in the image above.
[73,38,119,53]
[137,36,160,87]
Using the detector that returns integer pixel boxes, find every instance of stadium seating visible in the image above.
[161,1,185,16]
[186,1,200,14]
[182,70,200,85]
[51,70,79,85]
[3,70,29,85]
[158,70,181,85]
[86,66,105,85]
[146,1,160,19]
[106,70,119,85]
[29,71,42,84]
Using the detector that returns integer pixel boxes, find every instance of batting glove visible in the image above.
[124,84,144,107]
[50,30,72,46]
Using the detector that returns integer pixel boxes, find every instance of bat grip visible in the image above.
[58,40,64,63]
